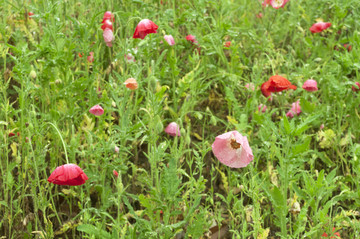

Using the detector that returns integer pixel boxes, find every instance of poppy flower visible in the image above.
[261,75,297,98]
[270,0,289,9]
[124,53,136,63]
[186,35,198,44]
[286,100,301,118]
[321,228,341,238]
[89,104,104,116]
[310,22,331,33]
[87,52,94,63]
[302,79,318,92]
[124,78,138,90]
[102,11,114,23]
[9,132,16,137]
[352,82,360,92]
[224,41,231,48]
[320,124,325,130]
[78,53,83,58]
[262,0,271,7]
[113,170,119,177]
[258,104,267,113]
[48,164,88,186]
[103,28,114,47]
[335,43,352,52]
[101,19,113,31]
[164,35,175,46]
[114,145,119,153]
[164,122,181,137]
[212,130,254,168]
[28,12,34,18]
[256,12,263,18]
[245,83,255,91]
[133,19,158,39]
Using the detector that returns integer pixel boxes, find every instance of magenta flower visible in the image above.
[103,28,114,47]
[212,131,254,168]
[164,122,181,137]
[89,104,104,116]
[302,79,318,92]
[258,104,267,113]
[309,22,331,33]
[164,35,175,46]
[286,100,301,118]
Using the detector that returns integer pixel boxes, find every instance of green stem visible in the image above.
[43,122,70,164]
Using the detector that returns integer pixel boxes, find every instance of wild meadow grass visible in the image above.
[1,0,360,238]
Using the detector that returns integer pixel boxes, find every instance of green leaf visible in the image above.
[300,97,315,114]
[291,137,311,156]
[282,114,291,135]
[77,224,111,239]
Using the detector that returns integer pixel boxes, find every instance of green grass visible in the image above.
[1,0,360,238]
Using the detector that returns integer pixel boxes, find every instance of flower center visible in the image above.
[230,139,241,149]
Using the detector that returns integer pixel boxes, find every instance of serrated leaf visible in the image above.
[77,224,111,239]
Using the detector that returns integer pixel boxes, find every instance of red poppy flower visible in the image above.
[224,41,231,48]
[113,170,119,177]
[309,22,331,33]
[102,11,114,23]
[321,228,341,238]
[261,75,297,97]
[352,82,360,92]
[101,19,113,31]
[47,164,88,186]
[9,132,16,137]
[28,12,34,19]
[133,19,158,39]
[186,35,198,44]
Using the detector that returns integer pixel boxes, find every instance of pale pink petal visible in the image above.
[164,122,181,137]
[212,131,254,168]
[164,35,175,46]
[258,104,267,113]
[302,79,318,92]
[103,28,114,47]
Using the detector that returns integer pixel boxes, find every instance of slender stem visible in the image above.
[43,122,69,164]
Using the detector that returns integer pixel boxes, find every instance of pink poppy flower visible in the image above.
[103,28,114,47]
[101,19,113,31]
[258,104,267,113]
[124,78,138,90]
[133,19,158,39]
[48,164,88,186]
[286,100,301,118]
[87,52,94,63]
[186,35,198,44]
[320,124,325,130]
[212,131,254,168]
[309,22,331,33]
[114,145,119,153]
[352,82,360,92]
[113,170,119,177]
[164,35,175,46]
[270,0,289,9]
[164,122,181,137]
[245,83,255,91]
[224,41,231,48]
[302,79,318,92]
[89,104,104,116]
